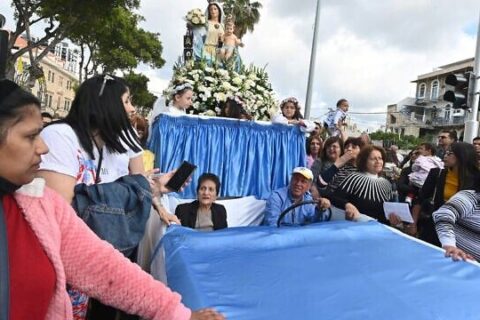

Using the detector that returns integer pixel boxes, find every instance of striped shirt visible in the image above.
[333,172,393,223]
[328,164,357,191]
[433,190,480,261]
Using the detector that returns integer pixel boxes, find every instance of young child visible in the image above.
[408,143,444,188]
[220,20,244,60]
[324,98,349,138]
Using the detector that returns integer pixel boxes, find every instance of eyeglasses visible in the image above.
[437,135,448,139]
[99,75,115,97]
[327,145,340,149]
[445,150,454,156]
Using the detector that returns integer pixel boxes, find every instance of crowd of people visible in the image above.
[2,71,480,320]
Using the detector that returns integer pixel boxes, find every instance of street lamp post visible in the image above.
[304,0,321,119]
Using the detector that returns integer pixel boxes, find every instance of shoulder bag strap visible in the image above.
[92,137,104,184]
[0,200,10,320]
[430,169,443,206]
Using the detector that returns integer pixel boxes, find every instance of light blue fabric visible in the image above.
[162,221,480,320]
[148,114,306,199]
[191,26,206,60]
[262,186,326,226]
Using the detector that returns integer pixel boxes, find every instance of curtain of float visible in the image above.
[148,114,306,199]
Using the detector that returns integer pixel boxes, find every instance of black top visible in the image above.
[329,172,393,224]
[396,166,417,202]
[175,200,228,230]
[416,168,447,211]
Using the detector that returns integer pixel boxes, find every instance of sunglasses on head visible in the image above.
[99,75,115,97]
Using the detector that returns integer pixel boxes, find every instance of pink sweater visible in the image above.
[13,178,191,320]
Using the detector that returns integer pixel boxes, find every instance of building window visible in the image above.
[431,80,439,100]
[444,105,451,122]
[51,72,55,83]
[47,71,51,82]
[390,115,396,124]
[418,83,426,98]
[64,99,71,110]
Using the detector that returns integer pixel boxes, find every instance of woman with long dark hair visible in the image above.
[306,136,323,169]
[37,75,180,319]
[411,142,479,246]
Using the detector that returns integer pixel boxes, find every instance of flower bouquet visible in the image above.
[185,8,206,26]
[164,60,278,121]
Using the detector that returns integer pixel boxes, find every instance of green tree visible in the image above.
[124,71,157,115]
[6,0,164,82]
[70,7,164,81]
[221,0,262,39]
[369,130,425,150]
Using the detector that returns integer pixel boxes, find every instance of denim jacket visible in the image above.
[72,174,152,256]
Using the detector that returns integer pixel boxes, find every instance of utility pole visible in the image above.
[463,10,480,143]
[304,0,321,119]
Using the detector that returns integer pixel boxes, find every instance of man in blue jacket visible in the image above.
[263,167,331,226]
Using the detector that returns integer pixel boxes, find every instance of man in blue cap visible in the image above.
[263,167,331,226]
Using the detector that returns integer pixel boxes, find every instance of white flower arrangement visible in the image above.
[165,60,278,121]
[185,8,206,26]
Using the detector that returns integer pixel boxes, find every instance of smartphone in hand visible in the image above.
[166,161,197,192]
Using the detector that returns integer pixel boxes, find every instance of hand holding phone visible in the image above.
[165,161,197,192]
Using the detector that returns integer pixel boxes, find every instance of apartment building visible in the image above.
[13,36,79,118]
[386,58,474,138]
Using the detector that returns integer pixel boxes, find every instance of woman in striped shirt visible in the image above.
[328,145,395,224]
[433,189,480,261]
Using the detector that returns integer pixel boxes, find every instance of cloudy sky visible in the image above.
[2,0,479,131]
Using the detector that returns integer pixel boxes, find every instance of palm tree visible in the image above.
[221,0,262,39]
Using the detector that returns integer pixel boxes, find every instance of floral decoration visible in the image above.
[164,60,278,121]
[185,8,206,26]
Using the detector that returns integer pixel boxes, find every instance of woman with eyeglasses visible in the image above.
[411,142,479,246]
[0,80,224,320]
[432,177,480,262]
[315,137,364,194]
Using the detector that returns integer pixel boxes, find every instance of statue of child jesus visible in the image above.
[220,20,244,60]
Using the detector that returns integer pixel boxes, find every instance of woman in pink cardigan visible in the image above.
[0,81,225,320]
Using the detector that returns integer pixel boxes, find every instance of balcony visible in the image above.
[431,117,466,127]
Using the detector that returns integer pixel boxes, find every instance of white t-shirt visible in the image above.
[40,123,142,185]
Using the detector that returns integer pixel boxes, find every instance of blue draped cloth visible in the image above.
[161,221,480,320]
[148,114,306,199]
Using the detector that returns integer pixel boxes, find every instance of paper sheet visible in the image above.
[383,202,414,223]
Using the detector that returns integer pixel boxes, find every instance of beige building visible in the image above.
[386,58,474,138]
[13,36,78,118]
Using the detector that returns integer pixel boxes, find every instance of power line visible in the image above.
[349,111,401,115]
